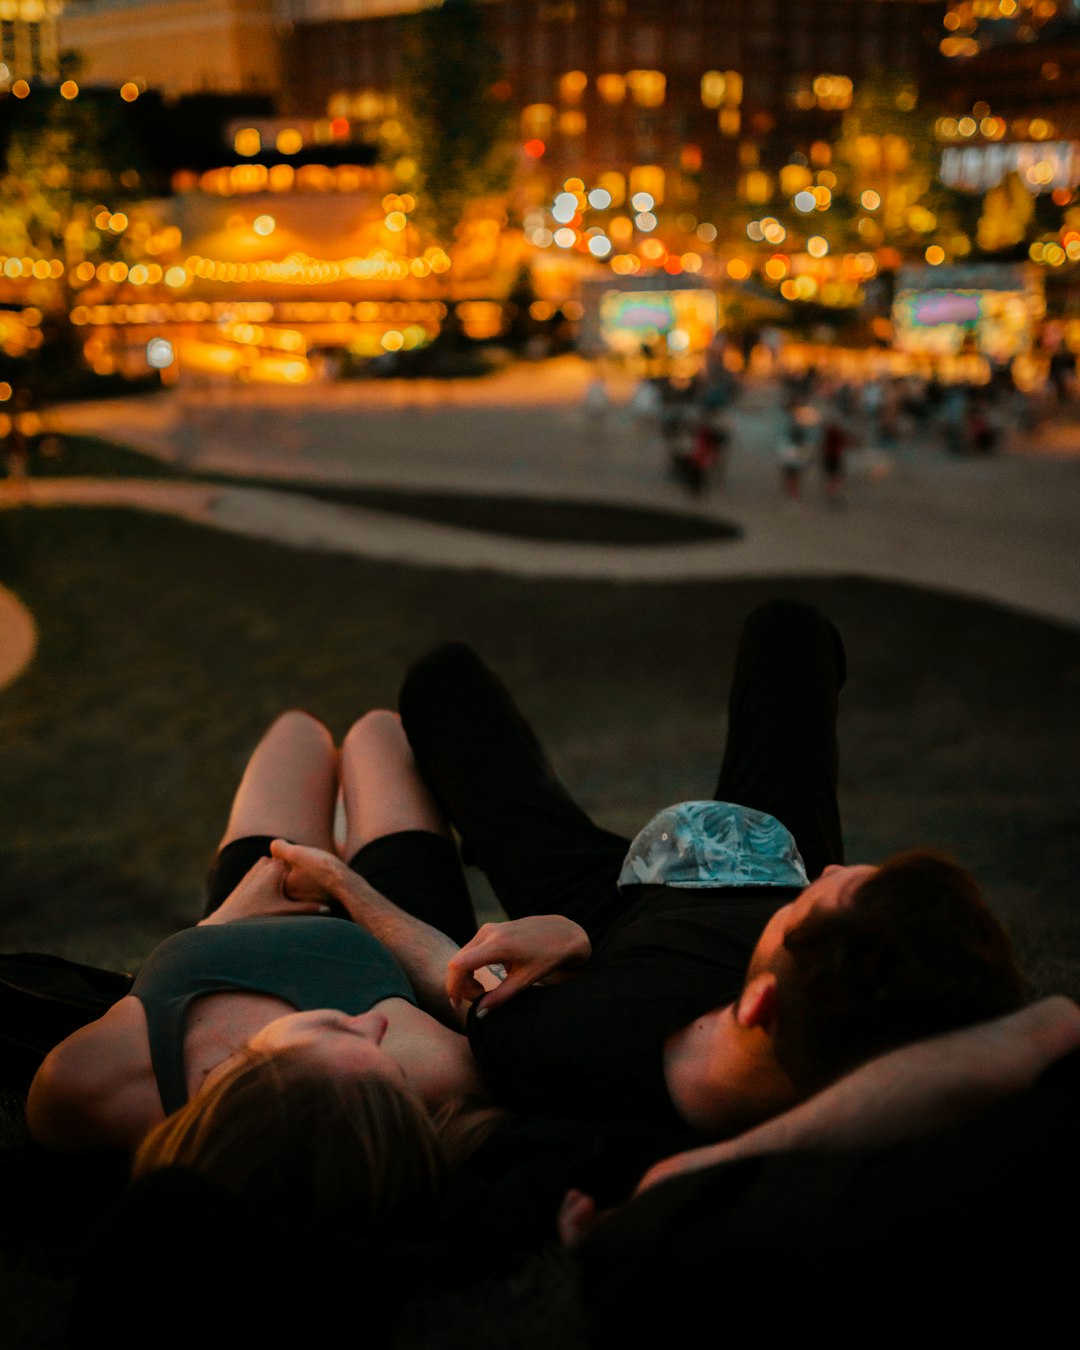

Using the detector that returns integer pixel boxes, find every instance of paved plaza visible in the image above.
[28,356,1080,629]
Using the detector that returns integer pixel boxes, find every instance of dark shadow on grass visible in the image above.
[288,485,741,545]
[15,435,741,546]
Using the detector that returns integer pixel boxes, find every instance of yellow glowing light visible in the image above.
[560,70,588,100]
[75,261,96,282]
[807,236,829,258]
[701,71,726,109]
[681,253,703,273]
[164,266,187,288]
[781,279,800,301]
[719,108,741,137]
[129,264,149,284]
[597,73,625,104]
[781,165,812,196]
[381,330,405,352]
[860,190,881,210]
[12,80,29,99]
[641,238,666,262]
[764,256,788,281]
[597,172,626,207]
[744,171,771,204]
[727,258,751,280]
[120,82,140,102]
[385,211,407,232]
[235,128,261,157]
[110,213,128,232]
[925,245,945,265]
[627,69,665,108]
[0,382,10,401]
[276,128,303,155]
[60,80,78,100]
[1029,119,1051,141]
[958,117,977,137]
[253,215,276,236]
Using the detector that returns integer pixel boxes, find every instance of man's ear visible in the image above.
[735,972,778,1032]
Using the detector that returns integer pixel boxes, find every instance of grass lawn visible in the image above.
[1,502,1077,992]
[0,500,1078,1346]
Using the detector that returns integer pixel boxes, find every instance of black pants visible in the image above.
[399,599,846,941]
[203,829,479,947]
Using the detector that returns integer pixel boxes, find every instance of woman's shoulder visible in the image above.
[25,995,159,1154]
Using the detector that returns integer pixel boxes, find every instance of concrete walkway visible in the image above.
[6,459,1079,632]
[0,366,1075,697]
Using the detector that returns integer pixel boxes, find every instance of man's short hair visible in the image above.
[772,850,1026,1092]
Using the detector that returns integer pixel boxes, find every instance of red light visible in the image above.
[664,257,684,274]
[331,117,350,138]
[524,139,546,159]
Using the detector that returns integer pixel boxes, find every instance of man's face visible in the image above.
[746,863,879,981]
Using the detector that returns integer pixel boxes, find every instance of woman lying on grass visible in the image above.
[27,708,500,1229]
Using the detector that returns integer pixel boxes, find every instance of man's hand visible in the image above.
[198,856,331,925]
[446,915,591,1014]
[634,1142,736,1197]
[270,839,349,906]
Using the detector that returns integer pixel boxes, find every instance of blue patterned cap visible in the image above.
[618,801,808,890]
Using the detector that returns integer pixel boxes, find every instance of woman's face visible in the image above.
[247,1008,409,1086]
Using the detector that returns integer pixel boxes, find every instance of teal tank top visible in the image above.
[130,917,416,1114]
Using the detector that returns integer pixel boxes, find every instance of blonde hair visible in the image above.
[133,1045,496,1230]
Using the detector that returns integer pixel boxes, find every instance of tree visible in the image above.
[0,78,154,393]
[395,0,514,244]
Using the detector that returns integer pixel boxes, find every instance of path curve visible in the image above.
[0,581,38,691]
[3,475,1078,631]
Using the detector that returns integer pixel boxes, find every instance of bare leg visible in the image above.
[218,710,338,852]
[339,709,449,859]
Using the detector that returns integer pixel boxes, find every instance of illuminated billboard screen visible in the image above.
[598,287,718,354]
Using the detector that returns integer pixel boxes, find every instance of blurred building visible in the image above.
[934,2,1080,199]
[57,0,281,95]
[937,1,1080,137]
[1,0,63,81]
[288,0,949,199]
[54,0,951,190]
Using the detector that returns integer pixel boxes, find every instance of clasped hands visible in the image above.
[268,839,592,1013]
[209,839,592,1015]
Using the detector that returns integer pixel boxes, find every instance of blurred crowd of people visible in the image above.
[587,343,1076,510]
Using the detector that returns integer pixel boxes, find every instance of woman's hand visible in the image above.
[445,915,591,1014]
[198,856,331,925]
